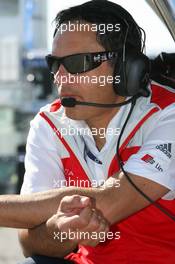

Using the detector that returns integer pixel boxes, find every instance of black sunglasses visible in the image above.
[45,51,118,75]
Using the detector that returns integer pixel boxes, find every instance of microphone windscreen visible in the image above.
[61,97,77,107]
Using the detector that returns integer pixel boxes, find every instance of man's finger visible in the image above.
[81,209,100,232]
[62,206,93,230]
[58,195,92,213]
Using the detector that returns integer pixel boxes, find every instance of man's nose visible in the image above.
[56,64,70,77]
[58,64,69,75]
[54,64,69,85]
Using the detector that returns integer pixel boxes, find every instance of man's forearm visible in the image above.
[19,225,77,258]
[0,184,110,229]
[0,188,78,228]
[94,173,169,224]
[0,186,102,228]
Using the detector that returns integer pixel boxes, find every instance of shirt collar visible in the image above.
[67,101,131,153]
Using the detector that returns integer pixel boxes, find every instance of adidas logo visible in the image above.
[156,143,172,159]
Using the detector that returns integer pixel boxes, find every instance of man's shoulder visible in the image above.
[37,99,71,131]
[39,99,65,120]
[29,99,65,132]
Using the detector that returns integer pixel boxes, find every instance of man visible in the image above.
[17,0,175,263]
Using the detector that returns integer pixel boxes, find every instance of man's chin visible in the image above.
[65,108,84,120]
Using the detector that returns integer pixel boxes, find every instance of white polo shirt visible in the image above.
[21,82,175,200]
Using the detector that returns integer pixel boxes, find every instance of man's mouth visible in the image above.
[60,94,82,101]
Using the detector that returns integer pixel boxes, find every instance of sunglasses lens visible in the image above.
[46,56,60,74]
[64,54,101,74]
[45,53,105,75]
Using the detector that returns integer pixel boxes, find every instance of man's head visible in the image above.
[53,0,142,52]
[47,0,147,122]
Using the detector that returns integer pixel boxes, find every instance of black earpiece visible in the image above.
[114,50,150,97]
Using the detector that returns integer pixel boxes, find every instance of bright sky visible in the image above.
[47,0,175,57]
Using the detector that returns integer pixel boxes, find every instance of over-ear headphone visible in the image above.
[91,0,151,97]
[112,16,150,97]
[114,50,150,97]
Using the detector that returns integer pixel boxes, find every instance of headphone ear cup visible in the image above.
[113,51,150,97]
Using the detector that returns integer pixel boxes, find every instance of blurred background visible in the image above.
[0,0,174,263]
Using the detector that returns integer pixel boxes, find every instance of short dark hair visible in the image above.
[53,0,143,52]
